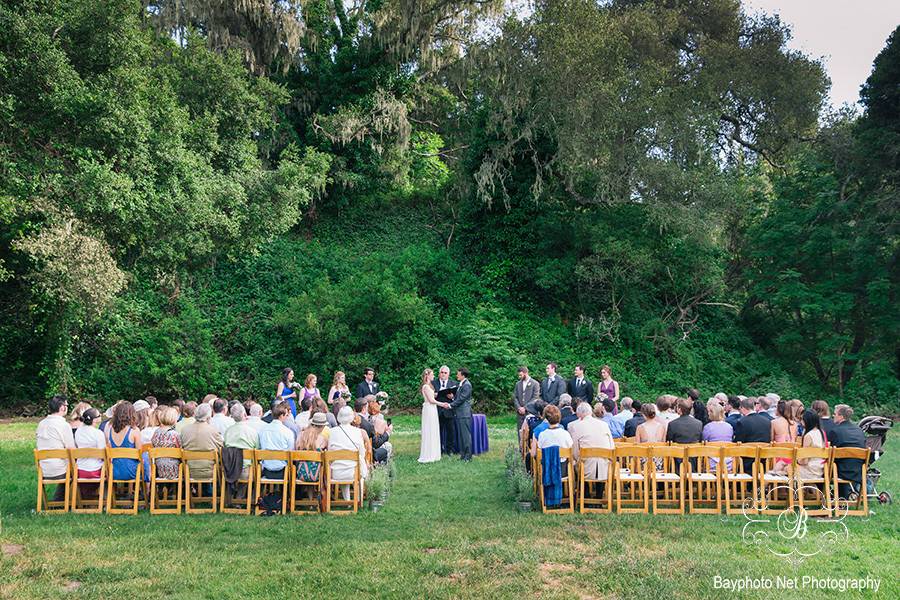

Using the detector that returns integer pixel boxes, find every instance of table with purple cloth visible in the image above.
[471,413,489,455]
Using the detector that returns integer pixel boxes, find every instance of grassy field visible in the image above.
[1,415,897,599]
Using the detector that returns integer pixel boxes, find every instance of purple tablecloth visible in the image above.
[471,413,489,456]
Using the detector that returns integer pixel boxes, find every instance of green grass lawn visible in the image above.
[1,415,897,599]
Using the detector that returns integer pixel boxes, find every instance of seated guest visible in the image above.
[523,400,547,441]
[623,400,645,438]
[725,396,742,428]
[74,407,104,498]
[328,406,369,500]
[612,397,635,428]
[830,404,867,498]
[355,396,391,462]
[666,398,703,444]
[295,412,328,486]
[314,399,337,428]
[246,403,266,432]
[210,398,235,437]
[224,403,259,480]
[180,403,223,483]
[568,401,614,484]
[367,400,393,461]
[755,396,774,421]
[295,397,314,430]
[702,402,733,471]
[172,399,185,422]
[732,396,772,473]
[175,401,197,434]
[764,393,780,418]
[257,403,295,480]
[537,405,573,461]
[352,413,375,467]
[599,399,624,439]
[36,395,76,500]
[686,388,709,426]
[106,401,140,482]
[150,406,182,480]
[99,402,121,433]
[656,395,678,423]
[811,400,835,442]
[558,395,578,430]
[796,409,827,480]
[133,399,154,445]
[68,401,92,438]
[635,403,666,444]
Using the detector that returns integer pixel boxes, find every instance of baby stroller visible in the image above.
[858,416,893,505]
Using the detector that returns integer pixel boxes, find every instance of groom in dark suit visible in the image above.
[567,364,594,407]
[432,365,457,454]
[450,367,474,461]
[355,367,379,400]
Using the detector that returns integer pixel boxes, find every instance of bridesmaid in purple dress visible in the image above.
[302,374,323,407]
[597,365,619,413]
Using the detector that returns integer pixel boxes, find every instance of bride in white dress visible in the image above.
[419,368,449,463]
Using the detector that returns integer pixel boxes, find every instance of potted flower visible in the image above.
[510,466,535,512]
[366,468,388,512]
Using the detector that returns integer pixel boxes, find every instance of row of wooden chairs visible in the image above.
[34,447,363,515]
[532,443,870,517]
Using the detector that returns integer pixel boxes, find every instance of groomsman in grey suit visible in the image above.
[541,362,566,407]
[513,366,540,433]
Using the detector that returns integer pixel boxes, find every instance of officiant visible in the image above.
[433,365,457,454]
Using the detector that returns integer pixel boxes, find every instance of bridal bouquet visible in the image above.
[340,390,352,401]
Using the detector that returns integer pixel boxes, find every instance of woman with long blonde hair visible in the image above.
[419,368,450,463]
[327,371,350,405]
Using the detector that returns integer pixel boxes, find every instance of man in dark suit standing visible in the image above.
[433,365,456,455]
[541,363,566,407]
[513,366,539,435]
[733,397,772,473]
[567,364,594,407]
[830,404,867,499]
[450,367,474,461]
[355,368,379,400]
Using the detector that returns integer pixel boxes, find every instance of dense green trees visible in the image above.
[0,1,896,412]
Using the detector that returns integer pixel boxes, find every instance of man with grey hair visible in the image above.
[559,394,577,430]
[181,403,223,491]
[224,402,259,486]
[764,393,780,418]
[831,404,867,499]
[434,365,456,455]
[246,402,265,431]
[612,397,635,429]
[568,399,614,490]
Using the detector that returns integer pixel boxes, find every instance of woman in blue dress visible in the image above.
[276,368,298,417]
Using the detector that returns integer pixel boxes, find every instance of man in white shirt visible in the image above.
[35,395,75,500]
[210,398,235,437]
[295,397,312,430]
[257,404,295,479]
[246,403,266,432]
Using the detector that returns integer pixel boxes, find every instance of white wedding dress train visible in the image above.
[418,385,442,463]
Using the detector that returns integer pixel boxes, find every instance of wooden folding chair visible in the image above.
[757,446,795,515]
[793,447,832,517]
[68,448,106,513]
[614,445,649,513]
[578,447,614,514]
[649,445,686,515]
[324,449,360,514]
[106,447,143,514]
[219,448,255,515]
[722,445,759,515]
[685,444,722,514]
[183,450,219,514]
[290,451,323,514]
[831,447,870,517]
[34,449,72,513]
[536,447,574,514]
[149,447,183,515]
[254,450,291,515]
